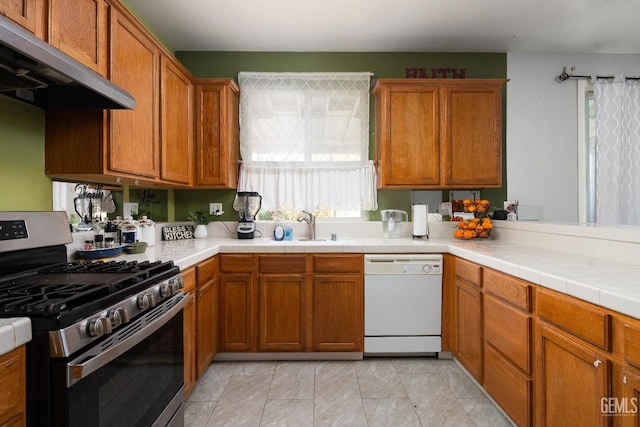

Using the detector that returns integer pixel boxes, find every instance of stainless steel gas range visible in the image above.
[0,211,186,427]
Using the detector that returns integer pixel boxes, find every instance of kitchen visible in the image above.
[1,0,640,426]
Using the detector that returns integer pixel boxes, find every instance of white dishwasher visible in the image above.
[364,254,442,355]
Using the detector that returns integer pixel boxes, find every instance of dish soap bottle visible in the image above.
[273,218,285,241]
[284,222,293,241]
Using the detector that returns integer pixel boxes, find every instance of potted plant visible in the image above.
[187,210,213,238]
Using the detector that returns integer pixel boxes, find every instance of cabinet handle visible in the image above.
[624,375,628,384]
[594,359,602,368]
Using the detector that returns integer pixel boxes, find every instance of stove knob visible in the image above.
[87,317,112,337]
[137,293,156,310]
[109,307,130,327]
[159,283,171,298]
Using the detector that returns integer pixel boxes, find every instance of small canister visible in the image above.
[138,216,156,246]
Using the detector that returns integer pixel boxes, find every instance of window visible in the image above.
[578,77,640,225]
[237,72,377,218]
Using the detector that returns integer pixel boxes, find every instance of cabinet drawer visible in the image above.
[536,288,611,351]
[259,255,307,273]
[623,323,640,369]
[313,255,363,273]
[483,268,532,312]
[196,256,218,283]
[484,294,531,374]
[484,344,532,427]
[455,257,481,287]
[181,266,196,293]
[219,254,255,273]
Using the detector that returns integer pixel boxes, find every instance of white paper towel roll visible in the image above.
[412,204,428,237]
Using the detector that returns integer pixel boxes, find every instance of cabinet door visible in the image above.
[194,80,239,188]
[48,0,107,75]
[313,274,363,352]
[259,274,308,351]
[183,291,196,396]
[196,277,216,377]
[181,267,196,396]
[454,278,483,382]
[0,346,25,427]
[375,83,440,187]
[219,273,257,351]
[536,324,610,427]
[160,56,193,185]
[620,367,640,426]
[0,0,45,37]
[441,82,503,187]
[108,9,159,178]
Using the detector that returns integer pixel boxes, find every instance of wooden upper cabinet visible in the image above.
[160,56,193,185]
[373,78,506,189]
[375,82,440,187]
[441,82,504,187]
[194,79,239,188]
[0,0,46,38]
[48,0,108,75]
[108,7,159,179]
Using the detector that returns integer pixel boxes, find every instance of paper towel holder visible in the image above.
[411,204,429,239]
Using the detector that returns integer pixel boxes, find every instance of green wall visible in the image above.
[175,51,507,219]
[0,50,507,219]
[0,96,52,211]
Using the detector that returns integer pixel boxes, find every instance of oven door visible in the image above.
[54,294,186,427]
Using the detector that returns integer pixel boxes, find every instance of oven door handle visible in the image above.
[66,294,186,387]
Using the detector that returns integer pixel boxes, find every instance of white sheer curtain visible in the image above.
[237,72,377,212]
[593,76,640,225]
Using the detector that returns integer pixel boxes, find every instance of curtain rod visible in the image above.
[557,66,640,82]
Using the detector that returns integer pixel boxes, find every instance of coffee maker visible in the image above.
[233,191,262,239]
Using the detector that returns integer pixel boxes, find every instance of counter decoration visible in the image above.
[187,210,214,239]
[451,199,494,239]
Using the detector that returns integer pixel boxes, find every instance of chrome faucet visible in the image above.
[297,211,316,240]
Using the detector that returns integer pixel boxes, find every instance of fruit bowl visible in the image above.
[453,217,493,239]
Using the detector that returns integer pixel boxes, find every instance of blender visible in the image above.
[233,191,262,239]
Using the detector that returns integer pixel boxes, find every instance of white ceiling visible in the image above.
[127,0,640,54]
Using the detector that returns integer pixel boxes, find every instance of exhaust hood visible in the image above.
[0,15,135,110]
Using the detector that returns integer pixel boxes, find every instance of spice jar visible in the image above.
[83,240,94,250]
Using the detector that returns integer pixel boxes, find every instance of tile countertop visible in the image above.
[116,233,640,321]
[0,318,31,357]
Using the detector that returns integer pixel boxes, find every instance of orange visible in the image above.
[483,222,493,229]
[457,221,466,229]
[481,199,490,206]
[467,222,477,229]
[463,230,475,239]
[466,205,476,213]
[453,230,464,239]
[463,199,472,204]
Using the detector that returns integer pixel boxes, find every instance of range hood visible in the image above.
[0,16,135,110]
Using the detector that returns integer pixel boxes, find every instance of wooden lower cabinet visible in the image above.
[216,254,363,353]
[219,272,257,352]
[313,274,363,352]
[536,324,611,427]
[196,257,218,377]
[484,344,532,427]
[181,267,197,396]
[454,277,483,382]
[0,346,26,427]
[617,366,640,426]
[259,274,308,351]
[482,272,533,427]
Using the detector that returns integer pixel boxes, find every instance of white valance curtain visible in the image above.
[593,76,640,225]
[237,71,377,212]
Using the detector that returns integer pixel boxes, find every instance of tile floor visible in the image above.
[184,357,513,426]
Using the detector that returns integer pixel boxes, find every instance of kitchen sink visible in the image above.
[266,239,355,245]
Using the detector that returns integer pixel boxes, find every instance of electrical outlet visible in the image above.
[210,203,223,215]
